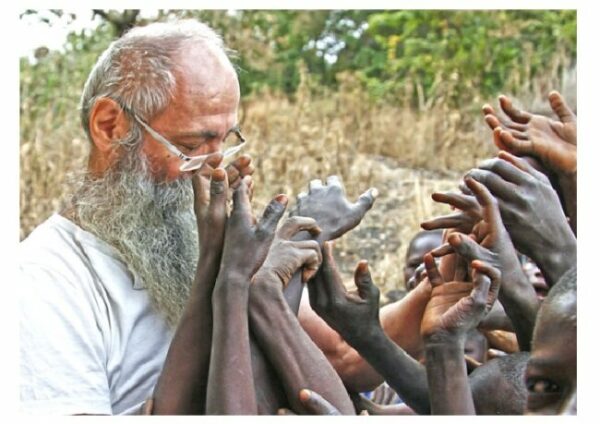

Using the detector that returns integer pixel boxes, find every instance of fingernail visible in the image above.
[299,389,311,401]
[212,168,226,181]
[357,260,369,273]
[275,194,288,205]
[370,187,379,198]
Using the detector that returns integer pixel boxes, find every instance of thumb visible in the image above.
[353,260,379,302]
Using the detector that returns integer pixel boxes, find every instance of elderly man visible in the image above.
[20,19,255,415]
[20,19,426,415]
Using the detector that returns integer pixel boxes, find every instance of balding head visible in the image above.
[80,19,235,145]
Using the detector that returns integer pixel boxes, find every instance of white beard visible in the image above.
[69,146,198,327]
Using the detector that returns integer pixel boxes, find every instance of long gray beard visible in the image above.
[69,147,198,328]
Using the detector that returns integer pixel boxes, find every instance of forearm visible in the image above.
[532,235,576,287]
[249,288,354,414]
[498,279,540,351]
[424,340,475,415]
[348,326,430,414]
[380,284,431,359]
[283,272,303,315]
[152,259,217,414]
[206,283,256,415]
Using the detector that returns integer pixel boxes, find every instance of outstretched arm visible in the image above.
[249,217,355,415]
[307,243,431,414]
[206,179,288,414]
[466,152,576,287]
[420,254,501,415]
[284,176,377,314]
[298,268,432,393]
[482,91,576,232]
[429,176,539,351]
[151,158,227,414]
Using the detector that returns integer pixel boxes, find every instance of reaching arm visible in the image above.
[298,269,432,392]
[307,243,431,414]
[206,180,287,414]
[482,91,576,233]
[420,254,502,415]
[429,176,539,351]
[248,217,355,415]
[151,159,227,414]
[467,152,576,287]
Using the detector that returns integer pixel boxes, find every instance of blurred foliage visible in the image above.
[20,9,577,287]
[21,9,576,109]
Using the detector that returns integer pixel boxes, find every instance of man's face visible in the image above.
[140,44,241,182]
[525,295,576,414]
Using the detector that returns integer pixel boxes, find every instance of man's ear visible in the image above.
[88,97,131,152]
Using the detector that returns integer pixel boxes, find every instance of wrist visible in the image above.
[424,338,465,358]
[345,323,386,351]
[213,272,250,298]
[423,331,466,349]
[534,238,577,286]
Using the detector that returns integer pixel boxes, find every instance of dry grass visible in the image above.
[19,65,574,295]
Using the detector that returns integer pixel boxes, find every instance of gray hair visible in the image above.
[79,19,234,146]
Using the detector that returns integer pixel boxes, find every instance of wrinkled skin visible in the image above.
[482,91,577,233]
[482,91,576,174]
[254,217,322,287]
[248,222,354,415]
[427,176,537,350]
[466,152,576,287]
[420,253,501,415]
[283,175,377,315]
[206,178,288,415]
[420,255,501,344]
[308,243,431,414]
[308,244,380,344]
[289,175,377,243]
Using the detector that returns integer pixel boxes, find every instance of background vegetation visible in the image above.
[20,9,576,295]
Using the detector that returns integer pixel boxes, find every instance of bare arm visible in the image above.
[206,180,286,414]
[307,243,430,414]
[151,162,227,414]
[298,266,431,393]
[420,254,501,415]
[482,91,577,233]
[248,217,354,415]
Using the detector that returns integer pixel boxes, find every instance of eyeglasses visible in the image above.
[131,113,246,172]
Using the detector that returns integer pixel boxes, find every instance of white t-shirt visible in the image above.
[19,214,174,415]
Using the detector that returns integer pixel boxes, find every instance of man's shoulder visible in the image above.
[19,214,123,290]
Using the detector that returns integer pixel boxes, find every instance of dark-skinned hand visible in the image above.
[192,156,229,263]
[465,151,575,286]
[429,176,528,299]
[251,216,323,290]
[421,190,482,235]
[289,175,378,243]
[482,91,576,175]
[420,254,501,344]
[308,242,380,346]
[427,176,537,350]
[215,176,288,288]
[225,154,255,189]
